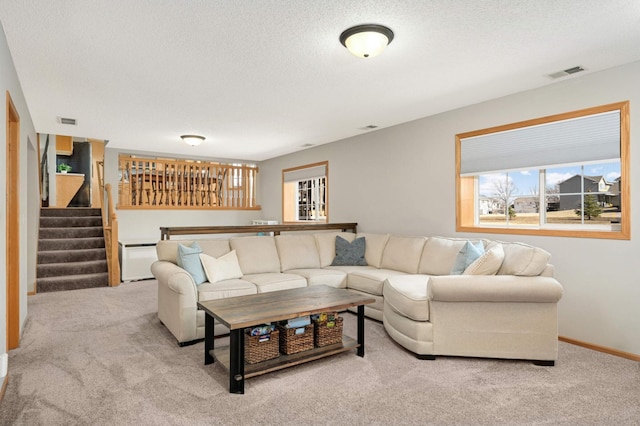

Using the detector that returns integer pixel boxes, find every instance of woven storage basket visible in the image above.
[314,315,344,347]
[277,324,314,355]
[244,329,280,364]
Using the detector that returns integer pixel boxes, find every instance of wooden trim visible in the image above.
[6,91,20,350]
[559,336,640,362]
[455,101,630,240]
[160,222,357,240]
[0,374,8,403]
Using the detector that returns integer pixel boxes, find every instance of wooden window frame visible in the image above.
[282,161,329,223]
[456,101,630,239]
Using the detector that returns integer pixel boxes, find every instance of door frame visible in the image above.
[6,90,20,350]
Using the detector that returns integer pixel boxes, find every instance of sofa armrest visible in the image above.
[427,275,563,303]
[151,260,199,304]
[151,260,202,343]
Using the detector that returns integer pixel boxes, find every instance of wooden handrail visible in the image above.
[104,183,120,286]
[160,223,358,240]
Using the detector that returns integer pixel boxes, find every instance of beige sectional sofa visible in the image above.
[151,232,563,364]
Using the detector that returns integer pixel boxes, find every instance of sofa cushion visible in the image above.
[242,273,307,293]
[197,239,231,258]
[463,244,505,275]
[275,234,321,271]
[199,250,243,283]
[230,236,281,274]
[493,241,551,276]
[357,233,390,268]
[156,239,230,264]
[450,241,484,275]
[286,268,348,288]
[348,268,407,296]
[381,235,427,273]
[419,237,483,275]
[331,236,367,266]
[176,242,207,285]
[383,275,430,321]
[315,232,356,267]
[197,279,257,302]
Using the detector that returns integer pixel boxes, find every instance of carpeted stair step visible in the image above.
[40,207,101,217]
[39,237,105,251]
[36,273,110,292]
[38,248,107,264]
[40,216,103,228]
[37,260,108,278]
[39,226,104,239]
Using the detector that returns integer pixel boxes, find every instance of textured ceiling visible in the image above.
[1,1,640,161]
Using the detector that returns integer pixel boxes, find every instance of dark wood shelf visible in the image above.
[160,222,357,240]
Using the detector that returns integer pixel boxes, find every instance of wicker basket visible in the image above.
[277,324,314,355]
[314,315,344,347]
[244,329,280,364]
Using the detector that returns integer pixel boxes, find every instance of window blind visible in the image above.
[460,110,620,175]
[283,164,326,182]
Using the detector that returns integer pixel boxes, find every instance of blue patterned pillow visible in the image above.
[176,242,207,285]
[331,236,368,266]
[450,241,484,275]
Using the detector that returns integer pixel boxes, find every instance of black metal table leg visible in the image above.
[357,304,365,357]
[229,328,245,394]
[204,313,215,365]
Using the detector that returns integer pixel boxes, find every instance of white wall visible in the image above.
[103,148,264,241]
[0,21,38,373]
[259,60,640,357]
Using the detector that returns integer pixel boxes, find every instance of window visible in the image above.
[282,161,328,222]
[456,101,629,239]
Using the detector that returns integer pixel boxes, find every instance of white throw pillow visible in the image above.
[199,250,243,283]
[463,244,505,276]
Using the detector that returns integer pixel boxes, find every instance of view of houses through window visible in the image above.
[457,101,629,239]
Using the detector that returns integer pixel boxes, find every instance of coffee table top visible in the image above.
[197,285,375,330]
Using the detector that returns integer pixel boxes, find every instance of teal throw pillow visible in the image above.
[176,242,207,285]
[450,241,484,275]
[331,236,368,266]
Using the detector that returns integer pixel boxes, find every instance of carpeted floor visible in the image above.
[1,280,639,425]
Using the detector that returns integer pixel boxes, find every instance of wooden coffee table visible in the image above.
[197,285,375,394]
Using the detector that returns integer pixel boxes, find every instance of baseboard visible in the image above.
[559,336,640,362]
[0,375,8,403]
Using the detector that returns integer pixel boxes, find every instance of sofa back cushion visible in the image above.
[156,239,230,264]
[380,235,427,273]
[356,233,390,268]
[230,236,281,274]
[315,232,356,267]
[492,241,551,276]
[418,236,483,275]
[275,234,321,271]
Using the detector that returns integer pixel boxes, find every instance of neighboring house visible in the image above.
[558,175,619,210]
[478,197,501,215]
[513,196,539,213]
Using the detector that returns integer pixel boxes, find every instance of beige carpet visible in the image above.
[1,280,639,425]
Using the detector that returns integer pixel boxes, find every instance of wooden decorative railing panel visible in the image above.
[117,155,260,210]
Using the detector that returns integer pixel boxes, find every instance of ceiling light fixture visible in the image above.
[180,134,205,146]
[339,24,394,58]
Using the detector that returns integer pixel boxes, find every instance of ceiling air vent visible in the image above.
[360,125,378,130]
[301,143,315,148]
[58,117,77,125]
[548,65,585,79]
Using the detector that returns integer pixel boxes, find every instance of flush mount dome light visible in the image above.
[339,24,394,58]
[180,134,205,146]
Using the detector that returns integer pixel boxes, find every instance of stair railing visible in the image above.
[97,160,121,286]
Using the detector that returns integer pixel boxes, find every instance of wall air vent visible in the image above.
[58,117,77,125]
[548,65,585,79]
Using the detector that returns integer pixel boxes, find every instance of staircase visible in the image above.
[37,208,110,292]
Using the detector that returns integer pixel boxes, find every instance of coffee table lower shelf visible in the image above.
[211,336,358,379]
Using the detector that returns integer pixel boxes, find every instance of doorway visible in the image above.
[6,91,20,350]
